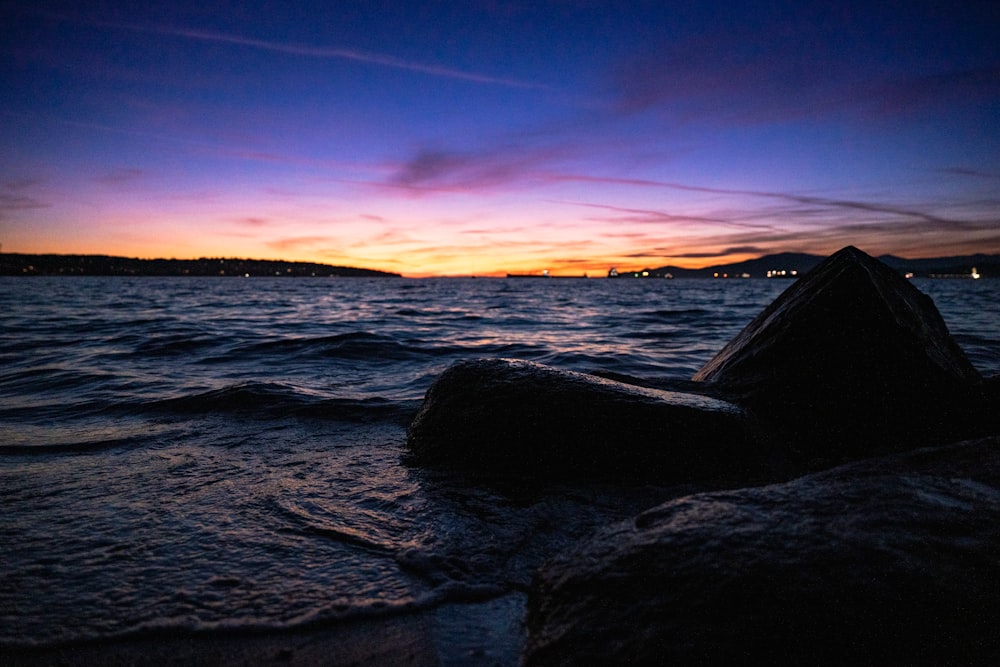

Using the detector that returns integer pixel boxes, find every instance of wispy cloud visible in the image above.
[265,236,335,251]
[381,133,995,231]
[866,66,1000,118]
[93,167,147,186]
[606,6,999,125]
[0,193,50,211]
[234,217,270,227]
[937,166,1000,180]
[701,215,1000,260]
[388,144,574,193]
[670,246,769,259]
[551,199,780,232]
[0,178,52,220]
[63,13,552,91]
[211,149,389,176]
[546,173,975,227]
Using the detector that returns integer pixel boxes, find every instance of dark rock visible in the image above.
[693,245,985,456]
[524,436,1000,666]
[406,358,760,483]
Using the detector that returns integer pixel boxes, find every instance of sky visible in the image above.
[2,1,999,276]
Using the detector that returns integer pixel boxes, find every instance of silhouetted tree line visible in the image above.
[0,254,400,277]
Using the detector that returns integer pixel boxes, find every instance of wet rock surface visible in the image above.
[406,358,758,483]
[524,436,1000,666]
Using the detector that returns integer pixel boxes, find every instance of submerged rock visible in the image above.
[693,245,984,455]
[406,358,758,482]
[524,436,1000,666]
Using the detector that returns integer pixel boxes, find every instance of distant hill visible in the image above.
[644,252,824,278]
[0,254,401,277]
[623,251,1000,279]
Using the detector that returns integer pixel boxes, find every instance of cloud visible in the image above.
[551,199,780,232]
[608,15,853,122]
[387,157,992,235]
[606,5,1000,125]
[702,214,1000,261]
[266,236,334,251]
[93,168,147,186]
[937,166,1000,180]
[0,193,50,211]
[62,14,551,91]
[866,66,1000,119]
[235,217,270,227]
[0,178,52,219]
[388,144,571,193]
[210,149,386,177]
[547,173,977,228]
[671,246,768,259]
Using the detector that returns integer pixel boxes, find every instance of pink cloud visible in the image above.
[234,217,270,227]
[265,236,335,251]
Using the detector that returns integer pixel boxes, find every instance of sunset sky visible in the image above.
[2,1,998,276]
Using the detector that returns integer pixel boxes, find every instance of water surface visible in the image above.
[2,276,997,656]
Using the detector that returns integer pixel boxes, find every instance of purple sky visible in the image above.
[2,1,998,275]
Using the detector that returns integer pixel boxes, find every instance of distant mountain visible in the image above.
[0,254,401,277]
[647,252,825,278]
[627,251,999,279]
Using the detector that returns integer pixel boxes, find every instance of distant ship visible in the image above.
[507,269,550,278]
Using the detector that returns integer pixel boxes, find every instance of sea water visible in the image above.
[1,276,997,656]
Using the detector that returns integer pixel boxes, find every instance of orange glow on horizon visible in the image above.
[6,237,995,279]
[3,183,996,278]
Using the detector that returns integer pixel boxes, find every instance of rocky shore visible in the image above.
[408,246,1000,665]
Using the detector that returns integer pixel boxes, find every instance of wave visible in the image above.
[0,365,112,393]
[131,333,218,357]
[634,307,714,324]
[144,382,418,423]
[204,331,472,364]
[0,434,150,456]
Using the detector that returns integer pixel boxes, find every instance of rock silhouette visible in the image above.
[693,245,984,456]
[524,436,1000,666]
[406,358,757,482]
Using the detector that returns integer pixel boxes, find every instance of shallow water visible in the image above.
[1,276,997,652]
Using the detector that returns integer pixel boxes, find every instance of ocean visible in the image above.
[2,276,998,663]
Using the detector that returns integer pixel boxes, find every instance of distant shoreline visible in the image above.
[1,251,996,279]
[0,254,400,278]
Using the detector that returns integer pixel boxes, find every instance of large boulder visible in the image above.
[406,358,759,483]
[524,436,1000,666]
[693,245,984,456]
